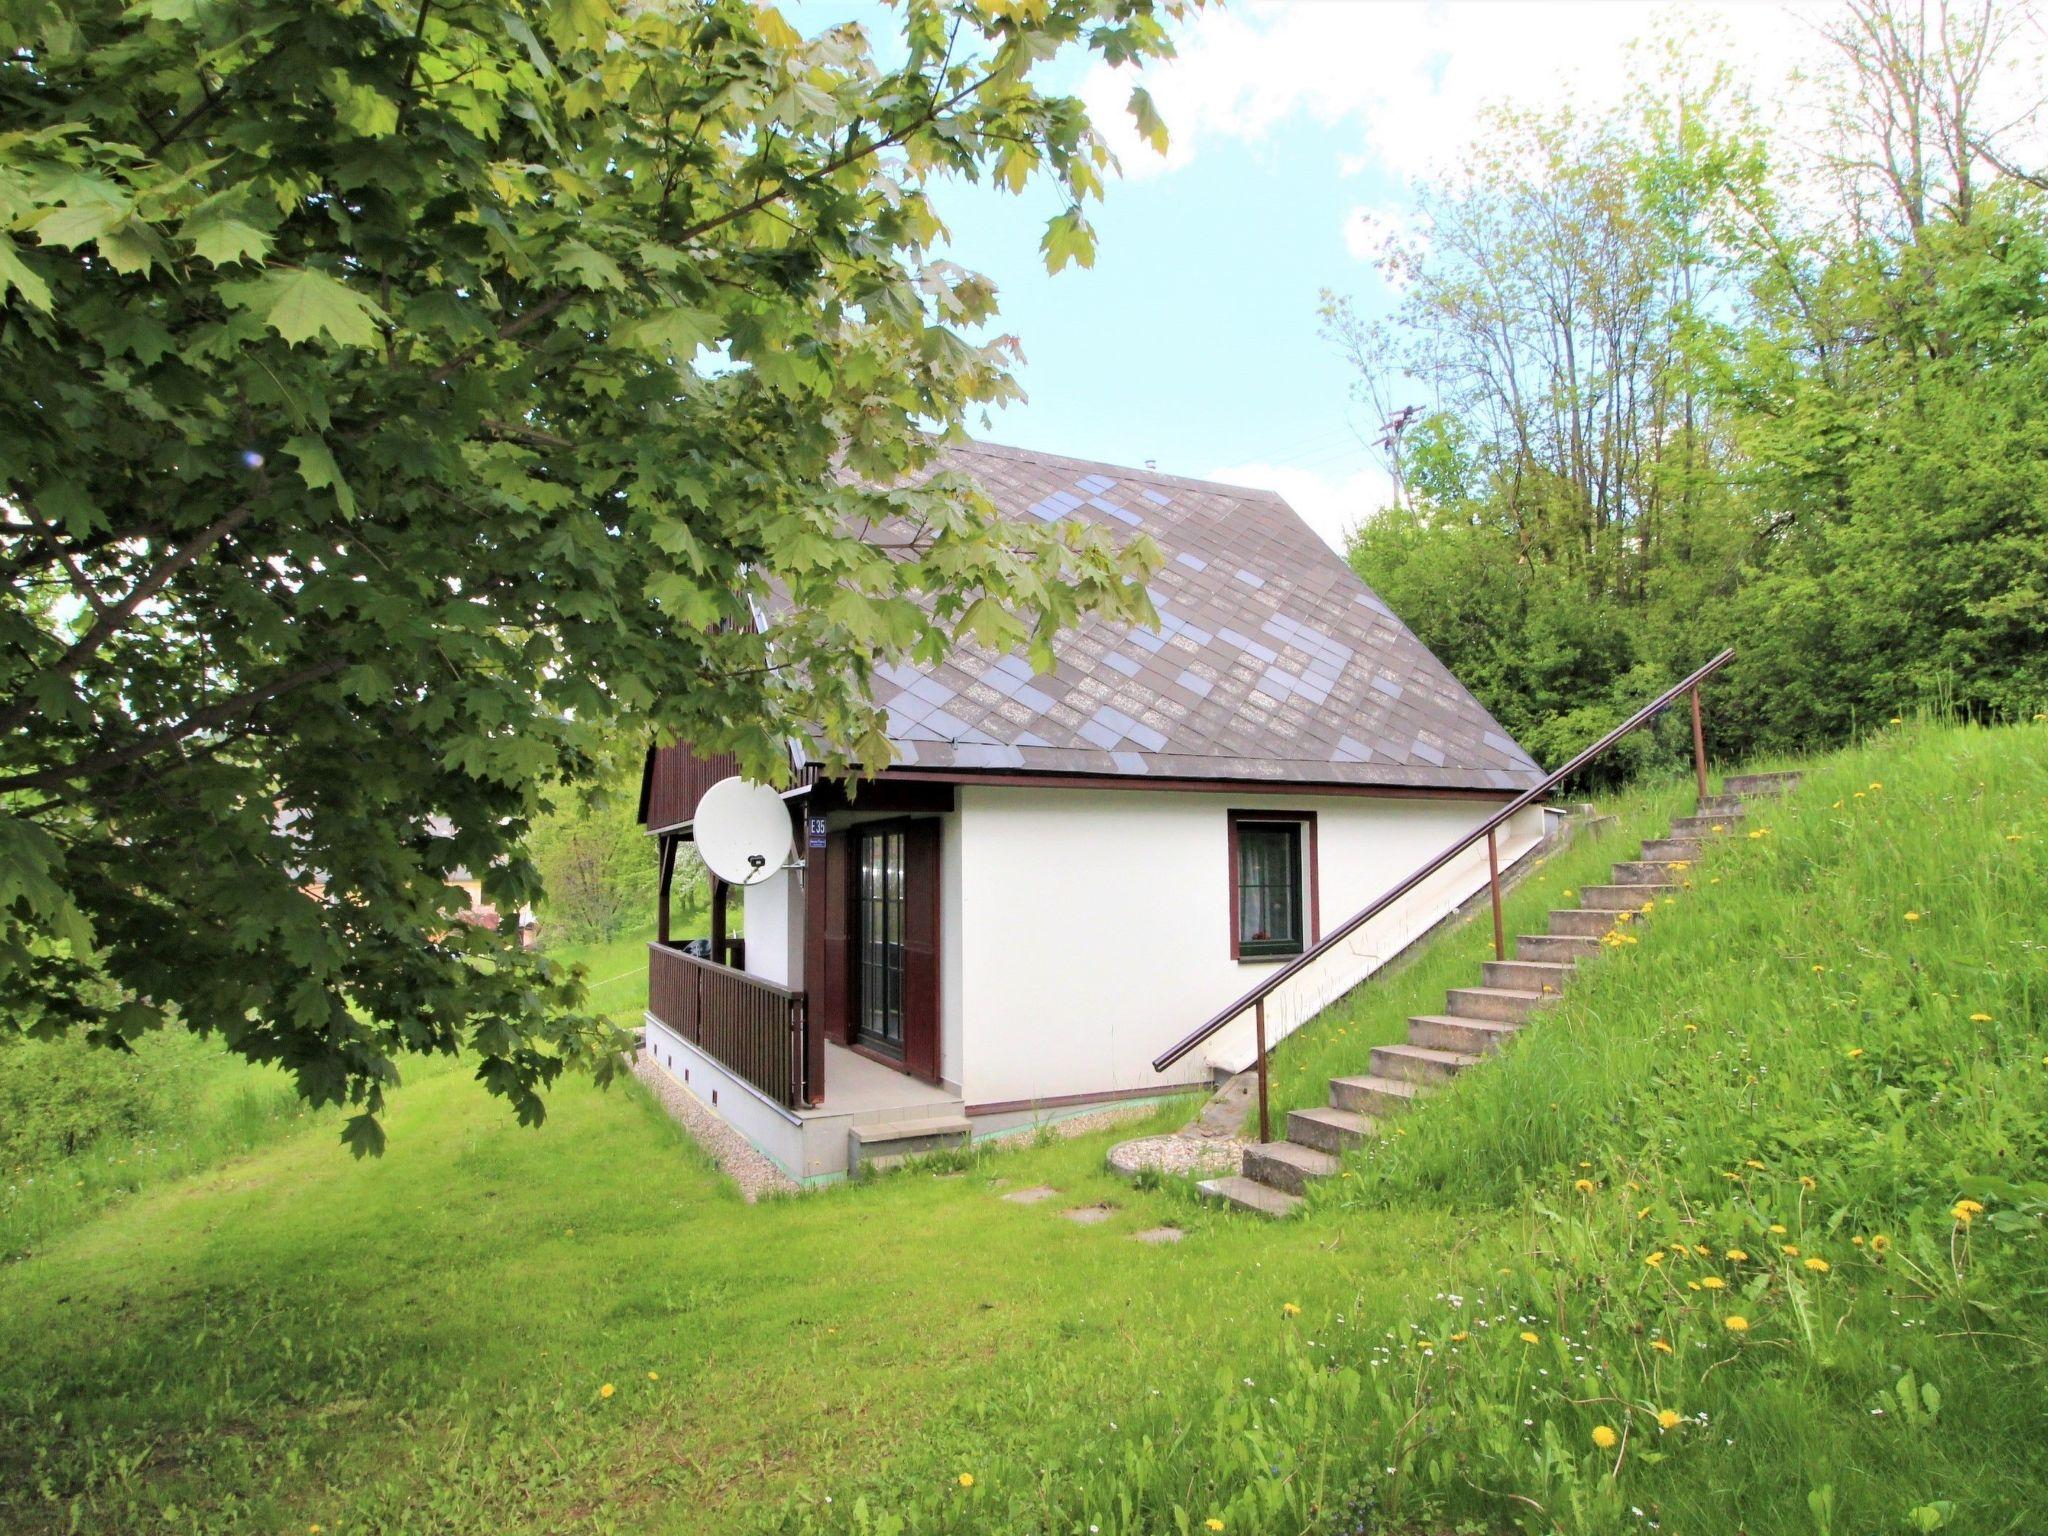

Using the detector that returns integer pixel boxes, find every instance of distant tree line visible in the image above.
[1324,0,2048,775]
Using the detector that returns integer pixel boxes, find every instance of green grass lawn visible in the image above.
[2,719,2043,1536]
[546,935,654,1027]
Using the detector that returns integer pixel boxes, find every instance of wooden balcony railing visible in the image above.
[648,942,808,1108]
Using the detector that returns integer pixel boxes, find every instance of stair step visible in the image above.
[1197,1174,1305,1218]
[1517,932,1602,964]
[1698,794,1747,815]
[1371,1043,1478,1084]
[1549,907,1625,938]
[1482,958,1574,994]
[1639,837,1703,862]
[1611,859,1690,885]
[1242,1140,1341,1195]
[1287,1105,1375,1154]
[847,1114,972,1171]
[1330,1073,1425,1116]
[1579,883,1670,911]
[1445,985,1550,1023]
[1408,1014,1520,1054]
[1723,771,1801,796]
[1671,811,1743,836]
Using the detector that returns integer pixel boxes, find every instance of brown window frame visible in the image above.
[1227,810,1320,962]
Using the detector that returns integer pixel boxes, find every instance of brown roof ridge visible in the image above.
[939,437,1293,506]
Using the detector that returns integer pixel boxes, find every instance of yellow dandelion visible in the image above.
[1872,1234,1891,1254]
[1592,1425,1619,1450]
[1637,1205,1653,1219]
[1890,717,1903,725]
[1657,1409,1682,1430]
[1644,1251,1664,1267]
[1903,911,1921,921]
[1969,1013,1994,1023]
[1700,1276,1726,1290]
[1768,1223,1787,1235]
[1450,1331,1469,1342]
[1851,1236,1865,1247]
[1782,1244,1800,1256]
[1521,1331,1541,1344]
[1845,1047,1864,1059]
[1724,1315,1750,1333]
[958,1473,975,1488]
[1282,1302,1302,1317]
[1813,964,1826,973]
[1651,1339,1674,1354]
[1745,1159,1767,1170]
[1800,1176,1817,1191]
[1869,781,1882,790]
[600,1383,616,1399]
[1205,1521,1224,1532]
[648,1370,660,1381]
[1575,1178,1595,1193]
[1747,829,1766,839]
[1726,1248,1748,1261]
[1955,1199,1985,1215]
[1696,1244,1712,1256]
[1804,1257,1830,1273]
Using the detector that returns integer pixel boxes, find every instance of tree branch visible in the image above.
[0,657,349,794]
[0,500,258,735]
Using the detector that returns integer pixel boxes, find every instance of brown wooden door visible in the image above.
[899,818,942,1084]
[842,819,943,1085]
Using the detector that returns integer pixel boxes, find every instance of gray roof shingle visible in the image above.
[819,440,1542,793]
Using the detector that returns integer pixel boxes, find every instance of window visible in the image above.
[1229,812,1317,960]
[855,828,907,1053]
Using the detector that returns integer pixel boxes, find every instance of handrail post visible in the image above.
[1690,684,1709,806]
[1254,998,1270,1145]
[1486,827,1505,962]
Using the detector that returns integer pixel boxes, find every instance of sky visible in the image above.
[796,2,1850,549]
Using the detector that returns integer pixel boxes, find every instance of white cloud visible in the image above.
[1086,1,1829,188]
[1207,458,1396,553]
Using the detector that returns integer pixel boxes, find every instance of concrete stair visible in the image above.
[1211,770,1799,1215]
[847,1114,971,1172]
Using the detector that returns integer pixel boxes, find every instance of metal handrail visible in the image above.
[1152,648,1738,1139]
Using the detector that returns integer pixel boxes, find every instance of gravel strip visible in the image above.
[631,1048,797,1202]
[1106,1132,1249,1181]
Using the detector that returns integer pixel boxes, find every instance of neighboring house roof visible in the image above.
[823,440,1543,794]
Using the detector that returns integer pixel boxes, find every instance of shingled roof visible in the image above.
[823,440,1542,794]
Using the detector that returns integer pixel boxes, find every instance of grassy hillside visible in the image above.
[0,720,2041,1536]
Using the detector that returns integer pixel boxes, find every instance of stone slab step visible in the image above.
[1408,1014,1520,1054]
[1517,932,1601,964]
[1611,859,1689,886]
[1287,1104,1375,1154]
[1482,958,1574,994]
[848,1115,972,1171]
[1698,793,1747,815]
[1197,1174,1305,1218]
[1371,1042,1477,1084]
[1242,1140,1341,1196]
[1549,907,1624,938]
[1331,1072,1425,1116]
[1445,985,1549,1023]
[1579,883,1670,911]
[1639,837,1703,862]
[1723,771,1801,796]
[1671,811,1743,837]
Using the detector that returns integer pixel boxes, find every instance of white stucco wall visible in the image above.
[740,868,801,988]
[951,786,1545,1108]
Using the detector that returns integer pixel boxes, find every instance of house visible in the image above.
[637,441,1548,1182]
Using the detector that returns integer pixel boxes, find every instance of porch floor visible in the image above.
[802,1042,961,1121]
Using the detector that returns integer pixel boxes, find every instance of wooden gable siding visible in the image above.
[640,742,742,831]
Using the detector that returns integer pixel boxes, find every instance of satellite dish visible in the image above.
[694,777,794,887]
